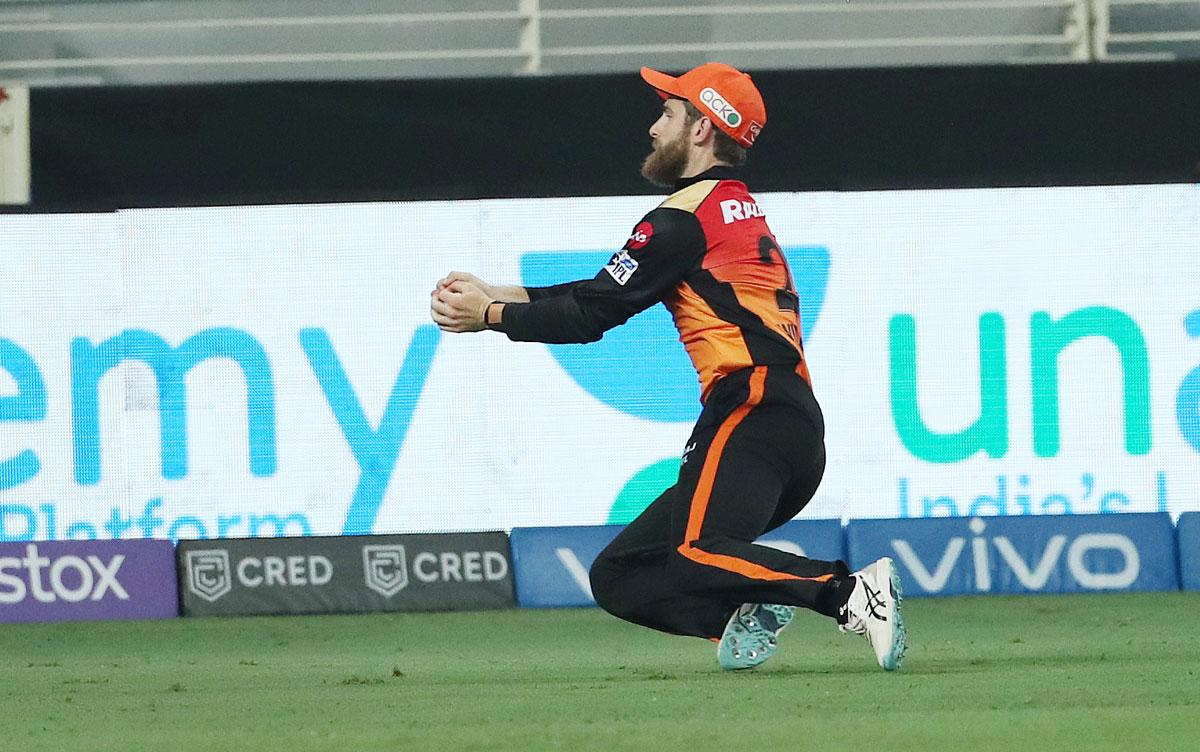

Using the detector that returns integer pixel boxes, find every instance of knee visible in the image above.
[589,552,654,624]
[588,553,623,615]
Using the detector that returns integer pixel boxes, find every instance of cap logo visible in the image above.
[699,87,742,129]
[746,121,763,144]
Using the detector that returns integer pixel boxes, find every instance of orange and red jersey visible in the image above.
[494,166,810,402]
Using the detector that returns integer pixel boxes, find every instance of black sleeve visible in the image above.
[493,207,705,344]
[525,281,581,302]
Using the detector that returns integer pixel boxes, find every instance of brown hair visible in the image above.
[681,100,748,167]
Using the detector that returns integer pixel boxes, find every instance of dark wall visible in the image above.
[26,61,1200,210]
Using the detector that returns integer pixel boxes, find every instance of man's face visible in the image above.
[641,99,693,187]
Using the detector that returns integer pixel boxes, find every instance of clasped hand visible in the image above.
[430,272,493,333]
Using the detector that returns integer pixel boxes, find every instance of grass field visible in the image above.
[3,592,1198,752]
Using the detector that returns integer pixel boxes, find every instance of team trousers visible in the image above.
[589,364,851,639]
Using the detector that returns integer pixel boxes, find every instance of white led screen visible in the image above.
[1,184,1197,540]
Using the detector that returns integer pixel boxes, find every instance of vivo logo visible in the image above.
[891,517,1140,593]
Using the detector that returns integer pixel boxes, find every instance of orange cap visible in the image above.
[640,62,766,148]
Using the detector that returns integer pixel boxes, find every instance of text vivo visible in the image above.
[891,517,1140,593]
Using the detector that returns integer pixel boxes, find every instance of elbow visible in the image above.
[574,314,627,344]
[576,325,606,344]
[554,310,619,344]
[549,325,604,345]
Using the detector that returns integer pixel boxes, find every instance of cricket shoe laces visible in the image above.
[717,603,796,671]
[838,557,907,671]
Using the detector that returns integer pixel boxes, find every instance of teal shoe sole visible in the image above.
[882,560,907,671]
[717,604,795,671]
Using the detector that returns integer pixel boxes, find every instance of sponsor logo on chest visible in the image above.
[720,199,766,225]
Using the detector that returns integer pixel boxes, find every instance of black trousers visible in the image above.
[589,365,850,639]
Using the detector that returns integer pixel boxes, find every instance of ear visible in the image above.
[691,115,716,146]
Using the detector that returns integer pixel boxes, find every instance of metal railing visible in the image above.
[1092,0,1200,60]
[0,0,1195,86]
[535,2,1091,64]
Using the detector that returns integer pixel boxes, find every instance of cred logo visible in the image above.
[0,544,128,604]
[363,544,408,597]
[186,549,232,603]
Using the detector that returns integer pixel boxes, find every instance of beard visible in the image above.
[640,130,690,187]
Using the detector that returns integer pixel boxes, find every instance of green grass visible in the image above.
[3,592,1198,751]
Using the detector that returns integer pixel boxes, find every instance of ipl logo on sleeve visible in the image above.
[604,250,639,286]
[362,544,408,597]
[185,549,232,602]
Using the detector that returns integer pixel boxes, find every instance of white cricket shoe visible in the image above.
[839,557,906,671]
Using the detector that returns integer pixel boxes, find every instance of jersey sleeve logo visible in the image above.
[604,249,639,285]
[627,220,654,250]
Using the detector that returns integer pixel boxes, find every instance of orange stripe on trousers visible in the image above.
[677,366,833,584]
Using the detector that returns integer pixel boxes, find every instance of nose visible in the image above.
[648,117,661,140]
